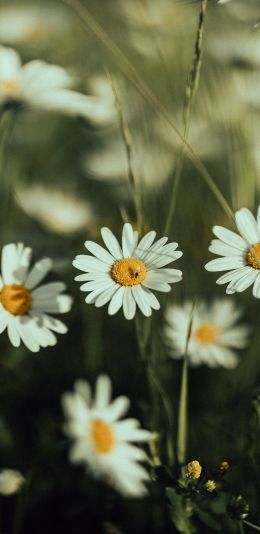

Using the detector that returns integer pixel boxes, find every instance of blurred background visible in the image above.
[0,0,259,532]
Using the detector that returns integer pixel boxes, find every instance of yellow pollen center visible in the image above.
[91,419,114,454]
[247,243,260,269]
[111,257,147,286]
[0,80,19,92]
[0,284,32,315]
[24,24,48,42]
[194,323,219,344]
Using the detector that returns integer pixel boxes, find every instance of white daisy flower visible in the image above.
[0,5,68,45]
[62,375,152,497]
[0,46,115,124]
[72,223,183,320]
[0,469,24,496]
[0,243,72,352]
[16,185,95,236]
[165,299,249,368]
[205,207,260,298]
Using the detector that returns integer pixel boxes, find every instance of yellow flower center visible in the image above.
[0,80,20,93]
[247,243,260,269]
[194,323,219,344]
[111,257,147,286]
[24,24,48,42]
[0,284,32,315]
[91,418,114,454]
[185,460,202,480]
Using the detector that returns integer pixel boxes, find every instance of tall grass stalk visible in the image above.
[165,0,208,236]
[108,73,143,233]
[177,300,196,467]
[63,0,234,221]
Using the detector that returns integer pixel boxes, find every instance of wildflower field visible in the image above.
[0,0,259,532]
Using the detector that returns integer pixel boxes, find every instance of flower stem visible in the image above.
[108,73,143,233]
[243,520,260,532]
[165,0,208,236]
[177,300,197,467]
[63,0,234,221]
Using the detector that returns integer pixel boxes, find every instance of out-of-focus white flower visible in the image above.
[84,133,175,190]
[73,223,183,320]
[0,243,72,352]
[209,34,260,68]
[217,0,232,4]
[0,5,68,45]
[16,185,95,235]
[0,46,115,124]
[205,207,260,298]
[0,469,24,496]
[165,299,249,368]
[62,375,152,497]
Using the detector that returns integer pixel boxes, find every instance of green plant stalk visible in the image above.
[135,315,175,464]
[107,73,143,233]
[177,300,197,467]
[165,0,208,236]
[62,0,234,221]
[243,520,260,532]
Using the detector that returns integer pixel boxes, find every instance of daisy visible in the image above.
[165,299,249,368]
[16,184,95,236]
[0,243,72,352]
[72,223,183,320]
[205,207,260,298]
[0,46,115,124]
[0,469,24,496]
[0,5,68,45]
[61,374,152,497]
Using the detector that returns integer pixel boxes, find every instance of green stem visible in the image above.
[165,0,208,236]
[108,74,143,233]
[243,520,260,532]
[134,316,174,463]
[63,0,234,221]
[177,300,197,466]
[239,521,246,534]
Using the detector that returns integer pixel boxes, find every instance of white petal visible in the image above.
[93,375,112,410]
[0,46,21,79]
[7,316,20,347]
[0,311,8,334]
[122,223,136,257]
[253,272,260,298]
[108,286,125,315]
[212,225,247,250]
[134,231,156,258]
[146,268,182,283]
[31,282,66,298]
[132,285,152,317]
[209,240,246,257]
[205,257,245,271]
[73,255,110,273]
[79,279,113,292]
[123,287,136,320]
[104,396,130,422]
[235,207,260,244]
[25,258,53,290]
[84,241,114,264]
[33,313,68,334]
[216,266,250,285]
[142,278,171,292]
[230,269,258,292]
[94,284,118,308]
[101,227,122,260]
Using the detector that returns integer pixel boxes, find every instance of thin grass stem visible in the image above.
[107,73,143,233]
[63,0,233,221]
[165,0,208,236]
[176,299,197,466]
